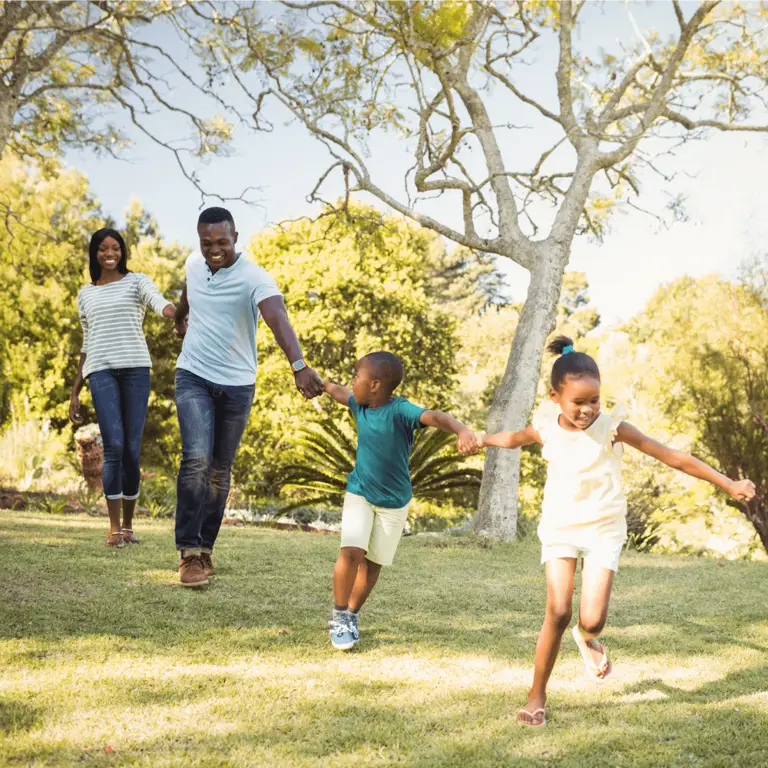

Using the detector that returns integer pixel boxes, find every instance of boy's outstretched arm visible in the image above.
[324,381,353,406]
[479,425,542,450]
[420,410,478,454]
[616,422,756,501]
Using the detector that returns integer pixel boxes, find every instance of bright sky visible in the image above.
[65,1,768,327]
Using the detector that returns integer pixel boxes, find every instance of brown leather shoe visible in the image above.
[179,555,209,588]
[200,552,216,578]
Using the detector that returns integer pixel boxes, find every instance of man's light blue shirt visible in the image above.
[177,252,282,386]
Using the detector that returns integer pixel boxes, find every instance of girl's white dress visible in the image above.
[532,405,628,549]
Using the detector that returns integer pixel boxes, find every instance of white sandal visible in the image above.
[572,625,612,682]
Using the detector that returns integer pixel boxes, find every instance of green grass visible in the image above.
[1,511,767,767]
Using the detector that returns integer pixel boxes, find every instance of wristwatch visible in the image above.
[291,358,308,374]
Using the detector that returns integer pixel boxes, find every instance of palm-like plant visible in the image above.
[277,413,481,511]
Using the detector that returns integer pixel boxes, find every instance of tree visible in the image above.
[0,1,238,204]
[233,204,462,497]
[0,154,102,427]
[626,276,768,552]
[196,0,768,538]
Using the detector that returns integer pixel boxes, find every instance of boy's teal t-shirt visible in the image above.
[346,395,427,509]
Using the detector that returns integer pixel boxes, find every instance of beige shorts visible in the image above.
[340,492,410,566]
[541,541,625,573]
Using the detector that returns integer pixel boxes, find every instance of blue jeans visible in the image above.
[174,369,255,552]
[88,367,151,500]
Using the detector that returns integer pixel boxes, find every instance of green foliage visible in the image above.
[0,2,232,172]
[28,494,69,516]
[276,411,481,513]
[0,156,103,428]
[407,498,472,533]
[622,275,768,552]
[0,410,74,493]
[0,155,186,476]
[139,472,177,519]
[72,481,103,516]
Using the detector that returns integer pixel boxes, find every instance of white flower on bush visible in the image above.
[74,423,102,446]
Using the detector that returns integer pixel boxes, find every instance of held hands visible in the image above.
[727,478,757,502]
[174,314,188,339]
[294,366,324,400]
[457,428,480,456]
[69,395,84,426]
[458,432,486,455]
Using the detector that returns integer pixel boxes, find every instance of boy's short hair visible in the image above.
[361,351,404,393]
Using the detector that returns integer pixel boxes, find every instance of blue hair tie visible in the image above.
[562,345,575,355]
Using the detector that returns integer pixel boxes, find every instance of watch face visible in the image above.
[292,360,306,372]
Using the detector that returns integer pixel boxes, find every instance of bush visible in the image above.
[139,472,177,519]
[0,410,77,493]
[408,499,472,533]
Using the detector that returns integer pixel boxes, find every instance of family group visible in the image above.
[70,206,756,727]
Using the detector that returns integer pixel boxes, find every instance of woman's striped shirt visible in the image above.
[77,273,170,378]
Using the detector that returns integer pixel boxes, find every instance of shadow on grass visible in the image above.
[5,684,768,767]
[621,665,768,705]
[0,698,41,736]
[1,513,767,664]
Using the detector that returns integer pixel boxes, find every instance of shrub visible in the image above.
[139,472,177,519]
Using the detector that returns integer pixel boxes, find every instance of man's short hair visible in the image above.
[361,351,404,392]
[198,207,235,227]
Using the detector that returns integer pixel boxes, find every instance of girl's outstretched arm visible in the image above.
[615,422,756,502]
[324,381,352,406]
[479,424,542,450]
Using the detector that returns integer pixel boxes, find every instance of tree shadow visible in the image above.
[0,697,41,735]
[620,665,768,705]
[2,516,767,668]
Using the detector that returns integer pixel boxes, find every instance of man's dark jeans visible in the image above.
[174,369,254,552]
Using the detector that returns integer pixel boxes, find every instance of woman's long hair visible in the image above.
[89,228,129,284]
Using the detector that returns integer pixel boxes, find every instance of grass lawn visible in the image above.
[1,511,767,767]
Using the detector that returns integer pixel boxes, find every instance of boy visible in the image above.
[322,351,478,650]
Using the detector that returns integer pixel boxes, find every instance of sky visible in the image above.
[64,1,768,327]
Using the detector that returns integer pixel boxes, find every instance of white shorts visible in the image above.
[541,541,625,573]
[340,492,410,566]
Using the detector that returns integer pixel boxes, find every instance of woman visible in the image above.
[70,228,176,547]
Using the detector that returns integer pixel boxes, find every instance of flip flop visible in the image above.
[571,625,612,683]
[517,707,547,727]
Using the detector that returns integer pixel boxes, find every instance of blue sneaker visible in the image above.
[329,611,357,651]
[347,612,360,646]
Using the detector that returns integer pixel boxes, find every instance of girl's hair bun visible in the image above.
[547,335,574,356]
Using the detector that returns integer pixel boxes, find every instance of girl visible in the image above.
[70,228,176,548]
[477,335,756,727]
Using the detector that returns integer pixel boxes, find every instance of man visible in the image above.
[174,206,323,587]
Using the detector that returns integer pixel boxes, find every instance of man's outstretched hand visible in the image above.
[295,367,324,399]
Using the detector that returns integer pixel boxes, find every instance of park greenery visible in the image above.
[0,0,766,559]
[1,512,767,765]
[3,1,768,540]
[0,149,765,559]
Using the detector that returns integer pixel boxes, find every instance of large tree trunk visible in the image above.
[474,247,567,539]
[742,498,768,553]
